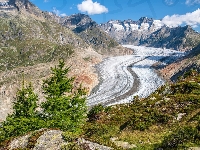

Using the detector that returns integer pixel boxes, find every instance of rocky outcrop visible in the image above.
[6,129,113,150]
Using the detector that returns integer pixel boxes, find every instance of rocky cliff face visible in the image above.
[99,17,200,51]
[0,0,41,16]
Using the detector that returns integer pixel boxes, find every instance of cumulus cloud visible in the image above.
[185,0,200,5]
[77,0,108,15]
[162,9,200,28]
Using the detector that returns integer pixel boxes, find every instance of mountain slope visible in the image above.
[0,12,87,72]
[158,43,200,81]
[0,11,98,122]
[0,0,132,122]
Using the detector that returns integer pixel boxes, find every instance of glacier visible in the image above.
[87,45,185,107]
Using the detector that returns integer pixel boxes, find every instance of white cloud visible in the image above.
[52,7,67,17]
[52,7,60,16]
[44,0,49,3]
[162,9,200,28]
[60,13,67,17]
[185,0,200,5]
[77,0,108,15]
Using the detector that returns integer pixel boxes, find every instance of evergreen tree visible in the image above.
[0,81,44,141]
[41,59,87,131]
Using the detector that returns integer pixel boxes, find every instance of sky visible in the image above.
[30,0,200,31]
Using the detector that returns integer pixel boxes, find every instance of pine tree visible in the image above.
[41,59,87,131]
[0,80,44,141]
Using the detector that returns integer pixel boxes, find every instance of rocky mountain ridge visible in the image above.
[59,13,130,55]
[99,17,200,51]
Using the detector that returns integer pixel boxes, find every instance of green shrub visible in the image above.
[62,131,79,142]
[61,131,82,150]
[159,126,200,149]
[61,142,83,150]
[88,104,104,121]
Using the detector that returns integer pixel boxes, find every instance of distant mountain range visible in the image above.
[99,17,200,51]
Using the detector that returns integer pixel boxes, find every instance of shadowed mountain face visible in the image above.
[140,25,200,51]
[100,18,200,51]
[59,14,131,55]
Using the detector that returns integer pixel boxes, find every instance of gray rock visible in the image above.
[78,138,113,150]
[9,134,31,150]
[33,130,67,150]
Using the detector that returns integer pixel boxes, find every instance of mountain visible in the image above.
[141,25,200,51]
[99,17,200,51]
[59,13,130,56]
[99,17,160,45]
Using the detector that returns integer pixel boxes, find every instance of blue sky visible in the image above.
[30,0,200,31]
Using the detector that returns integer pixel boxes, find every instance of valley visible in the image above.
[0,0,200,149]
[87,45,185,106]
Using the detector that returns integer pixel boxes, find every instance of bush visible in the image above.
[62,131,79,142]
[88,104,104,121]
[61,131,82,150]
[159,126,200,149]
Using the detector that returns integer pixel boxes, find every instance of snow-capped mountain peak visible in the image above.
[99,17,200,51]
[99,17,164,45]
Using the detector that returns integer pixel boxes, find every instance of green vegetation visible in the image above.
[0,60,87,148]
[83,70,200,149]
[0,14,86,72]
[159,126,199,149]
[41,59,87,132]
[0,65,200,149]
[0,82,45,142]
